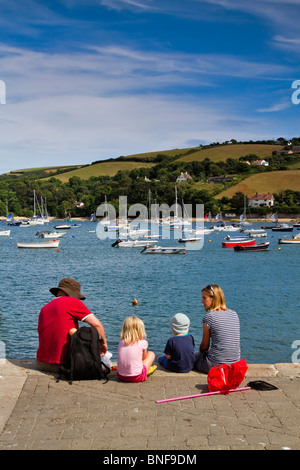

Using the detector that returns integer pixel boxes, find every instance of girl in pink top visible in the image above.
[117,316,155,382]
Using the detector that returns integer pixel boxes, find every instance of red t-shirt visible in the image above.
[37,296,93,364]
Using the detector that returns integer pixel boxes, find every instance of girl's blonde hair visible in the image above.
[120,316,146,346]
[201,284,227,311]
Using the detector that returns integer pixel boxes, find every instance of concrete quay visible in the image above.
[0,359,300,451]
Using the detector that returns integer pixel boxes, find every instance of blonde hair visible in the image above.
[201,284,227,311]
[120,316,146,346]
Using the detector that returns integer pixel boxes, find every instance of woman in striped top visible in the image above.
[194,284,240,374]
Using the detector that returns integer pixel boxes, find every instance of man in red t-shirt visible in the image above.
[36,278,107,373]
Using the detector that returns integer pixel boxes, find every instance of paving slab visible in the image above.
[0,359,299,451]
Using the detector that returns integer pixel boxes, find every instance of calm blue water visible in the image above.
[0,220,299,364]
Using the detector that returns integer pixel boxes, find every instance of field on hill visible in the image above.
[49,161,155,182]
[122,148,194,159]
[176,143,283,163]
[122,143,283,162]
[40,143,283,181]
[8,165,82,176]
[215,170,300,199]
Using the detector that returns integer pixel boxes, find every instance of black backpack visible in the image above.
[57,326,110,384]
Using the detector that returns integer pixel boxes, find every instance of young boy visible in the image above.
[158,313,196,373]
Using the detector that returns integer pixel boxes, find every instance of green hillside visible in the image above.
[53,143,284,180]
[122,148,194,160]
[52,161,155,182]
[215,170,300,199]
[6,141,298,199]
[121,143,283,163]
[6,142,283,181]
[176,143,283,163]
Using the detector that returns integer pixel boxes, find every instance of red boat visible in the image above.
[222,237,256,248]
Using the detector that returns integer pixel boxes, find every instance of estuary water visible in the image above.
[0,219,299,364]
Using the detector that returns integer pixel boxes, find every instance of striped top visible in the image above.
[202,309,240,366]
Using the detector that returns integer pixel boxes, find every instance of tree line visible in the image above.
[1,143,300,219]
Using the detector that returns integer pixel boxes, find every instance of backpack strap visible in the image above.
[56,331,79,384]
[87,326,110,383]
[68,331,80,384]
[100,359,111,383]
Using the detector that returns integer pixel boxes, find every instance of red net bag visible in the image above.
[207,359,248,394]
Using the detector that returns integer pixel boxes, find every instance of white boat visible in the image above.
[278,234,300,245]
[30,217,45,225]
[19,219,38,227]
[40,196,52,223]
[54,224,71,230]
[239,196,252,226]
[161,187,191,228]
[36,230,66,239]
[119,228,148,238]
[104,223,129,232]
[223,235,254,242]
[0,230,11,236]
[192,228,214,235]
[240,228,266,234]
[178,237,202,243]
[112,239,157,248]
[104,225,120,232]
[170,219,191,229]
[16,240,60,249]
[213,224,240,232]
[141,246,186,254]
[140,234,161,240]
[248,232,267,238]
[26,190,45,225]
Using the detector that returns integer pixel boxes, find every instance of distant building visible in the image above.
[275,150,294,155]
[176,172,193,182]
[251,159,269,166]
[207,176,233,184]
[248,193,274,207]
[275,146,300,155]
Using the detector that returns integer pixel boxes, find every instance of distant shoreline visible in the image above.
[0,216,298,223]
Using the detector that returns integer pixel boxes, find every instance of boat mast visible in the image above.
[243,195,247,222]
[33,189,36,218]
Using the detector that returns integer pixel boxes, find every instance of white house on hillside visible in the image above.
[176,172,193,182]
[248,193,274,207]
[251,159,269,166]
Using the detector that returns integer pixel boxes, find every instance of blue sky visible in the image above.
[0,0,299,174]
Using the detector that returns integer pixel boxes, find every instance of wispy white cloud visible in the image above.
[0,42,293,108]
[95,0,300,50]
[256,102,291,113]
[193,0,300,52]
[272,35,300,55]
[0,1,298,173]
[0,91,268,172]
[98,0,156,11]
[0,40,294,173]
